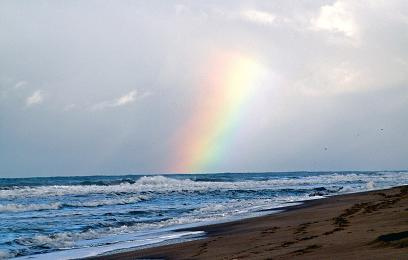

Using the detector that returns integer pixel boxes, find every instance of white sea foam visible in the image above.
[2,171,407,259]
[11,198,283,250]
[0,250,13,260]
[0,195,149,213]
[16,229,105,251]
[14,219,201,252]
[66,195,149,208]
[9,200,275,259]
[1,172,407,199]
[1,194,303,260]
[14,231,204,260]
[99,196,316,233]
[366,180,375,190]
[20,233,75,248]
[0,202,62,213]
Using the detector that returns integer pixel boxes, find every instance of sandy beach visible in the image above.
[89,185,408,260]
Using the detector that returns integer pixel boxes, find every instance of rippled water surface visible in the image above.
[0,171,407,259]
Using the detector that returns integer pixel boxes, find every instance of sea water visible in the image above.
[0,171,407,259]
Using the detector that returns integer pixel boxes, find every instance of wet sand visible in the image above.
[89,186,408,259]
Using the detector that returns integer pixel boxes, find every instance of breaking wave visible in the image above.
[1,172,406,199]
[0,195,149,213]
[1,171,407,259]
[0,203,62,213]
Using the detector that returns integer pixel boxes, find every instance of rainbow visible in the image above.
[170,51,265,173]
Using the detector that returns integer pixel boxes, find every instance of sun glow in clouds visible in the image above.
[170,52,267,173]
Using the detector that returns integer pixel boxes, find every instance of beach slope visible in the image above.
[90,186,408,259]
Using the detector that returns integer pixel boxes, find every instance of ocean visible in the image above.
[0,171,407,259]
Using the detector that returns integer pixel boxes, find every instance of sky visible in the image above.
[1,0,408,177]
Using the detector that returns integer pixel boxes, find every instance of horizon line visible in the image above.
[1,169,407,179]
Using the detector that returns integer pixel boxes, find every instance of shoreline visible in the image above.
[87,185,408,259]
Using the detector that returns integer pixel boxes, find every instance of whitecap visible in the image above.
[0,202,62,213]
[1,172,407,199]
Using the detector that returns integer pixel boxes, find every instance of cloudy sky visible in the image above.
[1,0,407,177]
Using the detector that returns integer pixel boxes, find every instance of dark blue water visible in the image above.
[0,171,407,259]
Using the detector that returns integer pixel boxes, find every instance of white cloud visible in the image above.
[311,1,356,38]
[26,90,44,106]
[91,90,148,111]
[240,10,275,25]
[14,80,28,89]
[114,90,137,106]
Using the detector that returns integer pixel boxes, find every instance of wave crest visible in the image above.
[0,203,62,213]
[0,172,406,199]
[0,195,148,213]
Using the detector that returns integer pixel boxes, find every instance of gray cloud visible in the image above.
[0,0,407,177]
